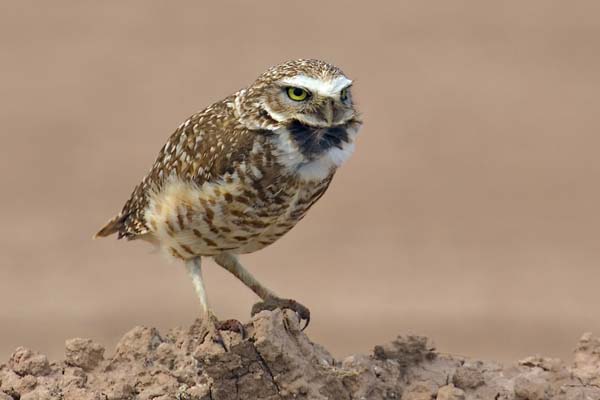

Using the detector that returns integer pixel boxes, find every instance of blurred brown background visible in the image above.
[1,1,599,363]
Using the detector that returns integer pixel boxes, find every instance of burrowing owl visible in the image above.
[96,59,361,336]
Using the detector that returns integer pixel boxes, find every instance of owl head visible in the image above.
[236,59,359,130]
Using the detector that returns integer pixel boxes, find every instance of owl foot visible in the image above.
[216,319,246,339]
[198,313,227,350]
[200,314,246,351]
[251,297,311,331]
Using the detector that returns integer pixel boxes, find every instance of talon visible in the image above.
[251,297,310,331]
[211,331,227,350]
[300,311,310,331]
[216,319,246,339]
[200,312,229,351]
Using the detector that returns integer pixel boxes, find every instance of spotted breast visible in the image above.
[98,94,355,260]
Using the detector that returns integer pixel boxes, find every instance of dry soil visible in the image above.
[1,311,599,400]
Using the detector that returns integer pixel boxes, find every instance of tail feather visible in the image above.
[94,214,126,239]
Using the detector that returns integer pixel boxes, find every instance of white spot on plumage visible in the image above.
[261,103,288,123]
[250,165,263,179]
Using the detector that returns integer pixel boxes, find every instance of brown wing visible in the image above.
[95,96,257,240]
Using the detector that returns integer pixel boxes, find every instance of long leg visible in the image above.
[184,257,244,345]
[213,253,277,300]
[213,253,311,330]
[184,257,210,316]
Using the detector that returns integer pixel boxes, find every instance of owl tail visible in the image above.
[94,214,126,239]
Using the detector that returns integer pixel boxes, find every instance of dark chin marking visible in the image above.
[288,120,349,158]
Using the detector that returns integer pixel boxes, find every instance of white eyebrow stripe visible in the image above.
[281,75,352,96]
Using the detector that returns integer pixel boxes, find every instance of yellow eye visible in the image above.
[287,87,309,101]
[340,88,349,102]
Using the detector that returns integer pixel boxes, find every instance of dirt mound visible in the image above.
[1,310,599,399]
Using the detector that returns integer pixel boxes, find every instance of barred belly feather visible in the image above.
[143,171,332,259]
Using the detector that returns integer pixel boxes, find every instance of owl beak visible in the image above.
[323,99,335,126]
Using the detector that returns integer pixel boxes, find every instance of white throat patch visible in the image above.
[271,124,359,181]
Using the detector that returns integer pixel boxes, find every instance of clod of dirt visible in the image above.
[437,384,466,400]
[0,392,12,400]
[65,338,105,371]
[1,310,599,400]
[452,361,485,389]
[112,326,163,362]
[373,335,436,372]
[571,332,600,386]
[8,347,50,377]
[513,369,550,400]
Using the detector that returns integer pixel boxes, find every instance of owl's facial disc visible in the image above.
[262,75,356,128]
